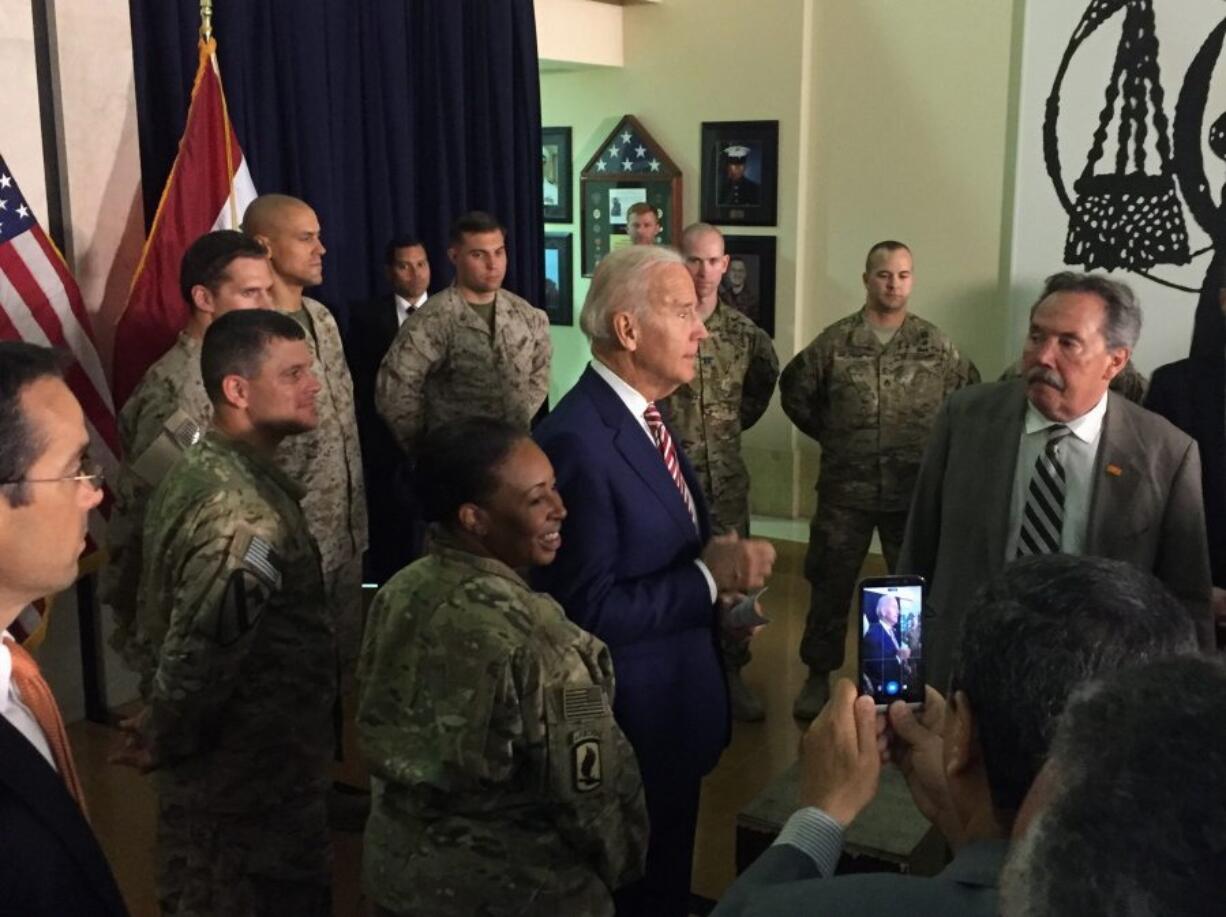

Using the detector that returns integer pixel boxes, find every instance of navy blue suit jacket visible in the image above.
[533,366,730,780]
[0,716,129,915]
[860,621,902,692]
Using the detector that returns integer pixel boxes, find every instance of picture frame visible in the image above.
[720,235,777,337]
[543,232,574,326]
[700,120,779,227]
[580,115,683,276]
[542,127,573,223]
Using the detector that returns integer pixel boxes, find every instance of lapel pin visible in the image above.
[1106,463,1123,477]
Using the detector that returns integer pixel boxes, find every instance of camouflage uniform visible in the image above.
[101,333,210,682]
[277,296,368,669]
[375,286,552,455]
[664,301,779,535]
[138,433,335,916]
[661,301,779,671]
[998,357,1149,404]
[357,537,648,916]
[781,310,979,672]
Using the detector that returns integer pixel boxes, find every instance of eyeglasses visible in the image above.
[0,454,105,491]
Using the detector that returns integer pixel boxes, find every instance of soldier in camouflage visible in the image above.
[115,310,336,915]
[358,419,647,917]
[244,194,367,671]
[375,211,552,457]
[661,223,779,721]
[101,230,273,683]
[781,241,980,719]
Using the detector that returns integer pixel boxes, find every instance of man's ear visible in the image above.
[447,245,459,267]
[221,374,249,410]
[191,284,216,317]
[945,689,980,778]
[611,311,638,352]
[457,502,488,537]
[1103,347,1130,382]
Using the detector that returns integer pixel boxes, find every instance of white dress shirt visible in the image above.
[394,291,428,327]
[0,633,55,770]
[1005,390,1108,559]
[589,359,717,600]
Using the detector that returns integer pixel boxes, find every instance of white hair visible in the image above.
[579,245,684,345]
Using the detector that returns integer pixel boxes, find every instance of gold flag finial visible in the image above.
[199,0,214,43]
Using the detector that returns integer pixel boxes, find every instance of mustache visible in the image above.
[1026,367,1066,391]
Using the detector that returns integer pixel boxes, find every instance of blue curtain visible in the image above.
[128,0,544,334]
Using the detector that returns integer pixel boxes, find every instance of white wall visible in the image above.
[1009,0,1226,372]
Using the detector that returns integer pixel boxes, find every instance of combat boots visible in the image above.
[726,669,765,722]
[792,671,830,720]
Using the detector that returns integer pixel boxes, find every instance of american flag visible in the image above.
[0,154,120,640]
[591,126,665,177]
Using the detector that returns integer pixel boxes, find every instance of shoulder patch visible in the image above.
[571,735,603,793]
[563,685,609,722]
[130,409,204,486]
[229,524,282,590]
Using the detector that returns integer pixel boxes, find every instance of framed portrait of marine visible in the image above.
[720,235,777,337]
[700,120,779,227]
[580,115,683,276]
[543,232,573,326]
[542,127,573,223]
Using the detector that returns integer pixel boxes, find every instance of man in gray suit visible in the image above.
[712,554,1198,917]
[900,272,1212,685]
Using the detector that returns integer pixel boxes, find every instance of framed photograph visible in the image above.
[580,115,683,275]
[700,120,778,226]
[543,232,574,326]
[720,235,777,337]
[542,127,572,223]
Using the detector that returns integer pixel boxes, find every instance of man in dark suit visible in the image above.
[899,272,1213,684]
[860,595,907,694]
[345,236,431,582]
[0,342,128,915]
[714,554,1198,917]
[533,245,776,916]
[1144,257,1226,647]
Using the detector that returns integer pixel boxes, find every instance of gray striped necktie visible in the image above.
[1017,424,1071,557]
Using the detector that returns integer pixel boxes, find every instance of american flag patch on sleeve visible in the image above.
[167,411,204,450]
[231,525,282,590]
[563,685,608,722]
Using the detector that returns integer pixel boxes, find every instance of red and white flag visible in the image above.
[111,37,257,407]
[0,153,121,643]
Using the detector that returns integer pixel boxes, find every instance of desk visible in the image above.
[735,763,946,876]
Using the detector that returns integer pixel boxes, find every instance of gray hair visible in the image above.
[579,245,685,344]
[1001,655,1225,917]
[1031,271,1142,350]
[950,554,1196,820]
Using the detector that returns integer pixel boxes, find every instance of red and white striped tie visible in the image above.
[644,403,696,523]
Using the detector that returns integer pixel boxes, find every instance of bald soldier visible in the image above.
[243,194,367,671]
[102,230,274,682]
[660,223,779,721]
[781,241,979,719]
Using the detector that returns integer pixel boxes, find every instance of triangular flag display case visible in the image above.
[580,115,683,276]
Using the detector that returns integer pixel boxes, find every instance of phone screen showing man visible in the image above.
[858,576,925,706]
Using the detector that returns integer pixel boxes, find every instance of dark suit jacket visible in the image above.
[861,621,902,692]
[0,717,128,916]
[345,294,423,580]
[899,381,1213,683]
[1145,357,1226,587]
[532,366,730,781]
[711,838,1007,917]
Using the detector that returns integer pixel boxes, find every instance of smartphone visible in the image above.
[857,574,925,709]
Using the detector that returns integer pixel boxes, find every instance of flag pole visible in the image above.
[200,0,213,43]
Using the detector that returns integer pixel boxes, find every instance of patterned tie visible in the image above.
[1016,424,1072,557]
[643,403,696,522]
[8,642,88,817]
